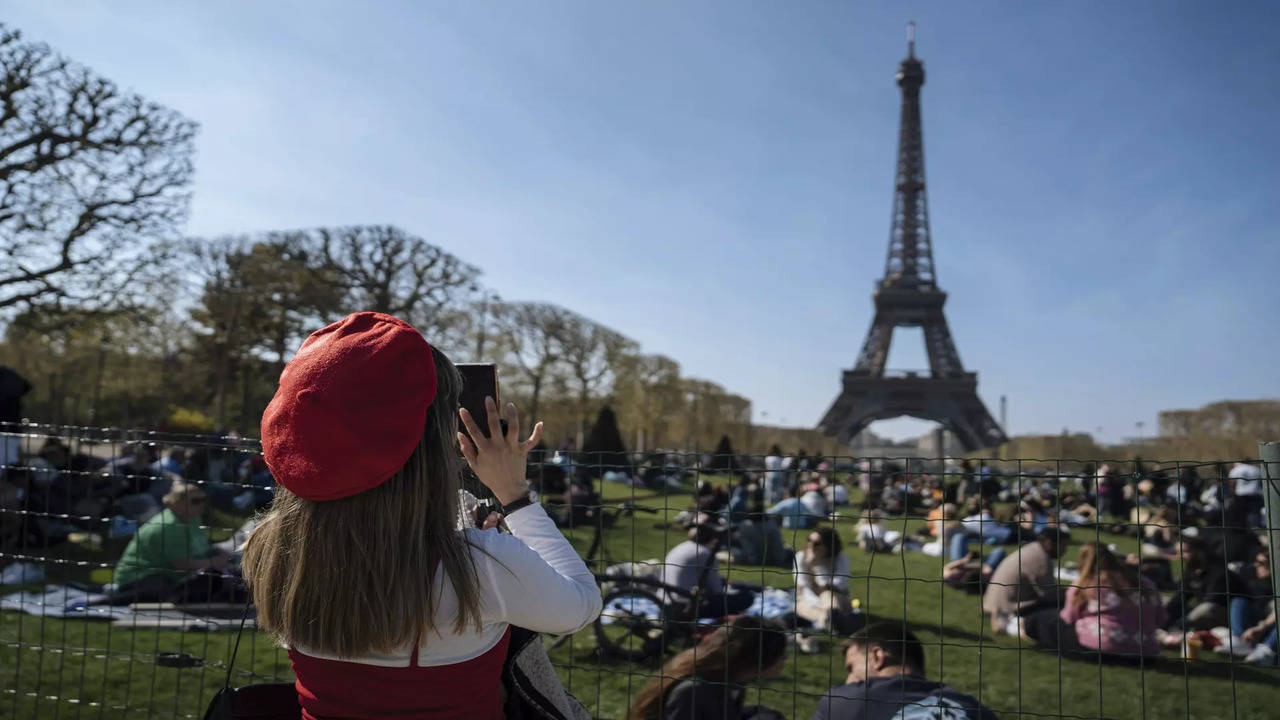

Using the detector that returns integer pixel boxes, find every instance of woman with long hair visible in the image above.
[1027,543,1164,657]
[628,616,788,720]
[795,526,854,635]
[242,312,601,720]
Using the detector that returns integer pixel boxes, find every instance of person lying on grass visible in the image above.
[813,622,997,720]
[628,616,788,720]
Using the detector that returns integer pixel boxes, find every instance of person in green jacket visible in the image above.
[110,481,234,603]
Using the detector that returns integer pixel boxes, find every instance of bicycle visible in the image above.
[577,502,743,663]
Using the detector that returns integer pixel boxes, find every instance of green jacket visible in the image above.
[113,508,210,588]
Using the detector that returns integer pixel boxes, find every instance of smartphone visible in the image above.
[457,363,500,439]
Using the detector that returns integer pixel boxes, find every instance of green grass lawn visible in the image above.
[2,481,1275,720]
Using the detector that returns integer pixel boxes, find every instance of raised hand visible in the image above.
[457,397,543,505]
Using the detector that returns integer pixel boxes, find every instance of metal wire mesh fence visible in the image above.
[1,423,1276,719]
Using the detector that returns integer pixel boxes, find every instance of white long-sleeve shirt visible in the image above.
[793,550,851,605]
[292,503,602,667]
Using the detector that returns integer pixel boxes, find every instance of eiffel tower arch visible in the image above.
[820,26,1007,452]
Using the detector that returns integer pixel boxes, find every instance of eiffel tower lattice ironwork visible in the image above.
[819,25,1007,452]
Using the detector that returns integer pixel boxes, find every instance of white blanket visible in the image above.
[1,585,250,630]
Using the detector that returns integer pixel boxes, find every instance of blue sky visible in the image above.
[9,2,1278,442]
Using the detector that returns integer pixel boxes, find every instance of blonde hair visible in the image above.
[162,481,205,509]
[932,502,961,536]
[1072,543,1139,610]
[242,349,484,657]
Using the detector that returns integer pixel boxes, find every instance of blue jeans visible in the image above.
[1230,597,1256,638]
[983,547,1008,570]
[1260,627,1280,651]
[1229,596,1277,649]
[949,532,975,561]
[949,527,1015,560]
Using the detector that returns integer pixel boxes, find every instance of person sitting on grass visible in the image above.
[729,491,792,569]
[660,516,754,618]
[855,508,901,553]
[1016,500,1050,538]
[107,481,236,604]
[983,527,1069,635]
[768,486,821,530]
[728,475,753,523]
[824,476,851,507]
[1239,609,1277,666]
[1218,549,1276,663]
[942,548,1007,596]
[1024,543,1164,659]
[949,499,1015,561]
[1056,492,1098,526]
[1162,537,1234,632]
[794,527,855,635]
[628,615,788,720]
[813,622,997,720]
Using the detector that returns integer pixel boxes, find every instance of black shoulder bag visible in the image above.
[202,599,299,720]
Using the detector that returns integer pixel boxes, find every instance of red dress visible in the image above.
[288,628,511,720]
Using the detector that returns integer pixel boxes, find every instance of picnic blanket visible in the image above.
[1,584,251,630]
[600,587,797,625]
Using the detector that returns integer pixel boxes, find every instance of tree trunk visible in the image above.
[49,373,60,426]
[577,382,589,449]
[238,361,252,433]
[529,377,543,424]
[275,330,289,376]
[214,342,229,430]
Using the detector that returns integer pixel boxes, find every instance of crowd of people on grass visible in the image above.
[629,618,997,720]
[652,452,1276,670]
[1,337,1277,720]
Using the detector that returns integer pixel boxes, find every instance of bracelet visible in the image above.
[501,493,535,515]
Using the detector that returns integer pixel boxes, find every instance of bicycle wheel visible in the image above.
[595,586,669,662]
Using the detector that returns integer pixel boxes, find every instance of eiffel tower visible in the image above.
[819,25,1006,452]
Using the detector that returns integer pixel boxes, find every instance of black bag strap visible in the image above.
[224,591,253,689]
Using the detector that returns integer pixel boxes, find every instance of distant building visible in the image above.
[1158,400,1280,439]
[916,429,963,458]
[993,433,1101,460]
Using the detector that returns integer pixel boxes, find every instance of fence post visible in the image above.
[1261,441,1280,629]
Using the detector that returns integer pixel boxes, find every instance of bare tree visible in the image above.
[492,301,573,421]
[614,352,681,451]
[187,236,254,429]
[554,311,636,445]
[300,225,480,335]
[0,25,196,314]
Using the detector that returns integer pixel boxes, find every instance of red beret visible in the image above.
[260,312,437,501]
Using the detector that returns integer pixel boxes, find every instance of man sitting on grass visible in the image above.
[768,487,822,530]
[660,515,754,618]
[105,481,237,604]
[982,527,1070,635]
[813,622,997,720]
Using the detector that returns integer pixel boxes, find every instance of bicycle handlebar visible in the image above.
[594,573,697,601]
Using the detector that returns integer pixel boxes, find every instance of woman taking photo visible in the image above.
[628,616,788,720]
[242,312,601,720]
